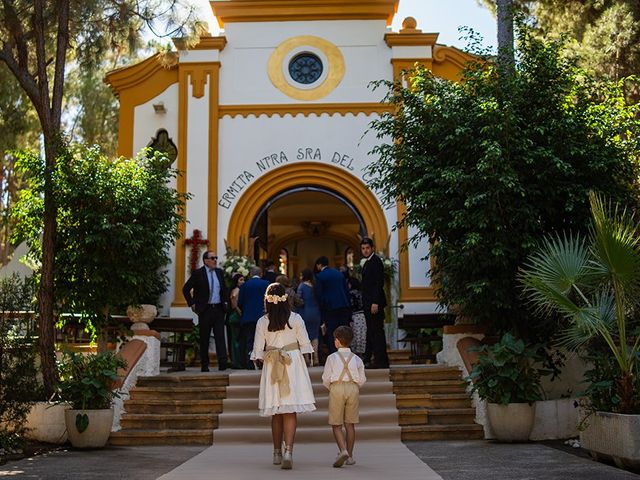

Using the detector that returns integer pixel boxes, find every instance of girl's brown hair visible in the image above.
[265,283,291,332]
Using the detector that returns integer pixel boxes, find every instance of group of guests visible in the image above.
[182,237,390,372]
[181,238,389,468]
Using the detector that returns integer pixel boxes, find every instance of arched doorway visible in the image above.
[250,187,365,277]
[226,163,389,271]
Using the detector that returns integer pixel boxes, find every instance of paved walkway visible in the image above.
[2,441,639,479]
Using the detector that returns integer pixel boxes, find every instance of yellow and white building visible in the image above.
[105,0,474,332]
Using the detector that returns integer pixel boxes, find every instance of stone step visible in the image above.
[427,408,476,425]
[396,393,471,409]
[222,393,397,413]
[218,408,397,428]
[120,413,218,430]
[109,429,213,446]
[401,423,484,441]
[129,386,227,401]
[392,380,467,395]
[390,365,463,382]
[398,408,476,426]
[226,381,392,398]
[123,399,223,414]
[387,349,412,365]
[214,424,400,444]
[137,374,229,387]
[226,368,390,386]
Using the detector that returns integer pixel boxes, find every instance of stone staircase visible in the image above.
[110,358,483,445]
[109,374,229,446]
[391,365,484,441]
[213,367,400,444]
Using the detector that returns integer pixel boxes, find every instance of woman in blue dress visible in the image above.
[296,268,321,366]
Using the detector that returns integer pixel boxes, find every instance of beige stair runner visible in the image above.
[214,366,400,443]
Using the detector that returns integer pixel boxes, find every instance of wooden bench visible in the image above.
[397,313,455,364]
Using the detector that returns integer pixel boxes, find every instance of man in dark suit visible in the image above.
[314,256,351,354]
[238,266,270,369]
[360,238,389,368]
[182,251,229,372]
[263,260,277,283]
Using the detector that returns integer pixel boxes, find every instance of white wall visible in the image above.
[219,20,392,104]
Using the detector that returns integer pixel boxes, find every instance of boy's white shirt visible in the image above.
[322,348,367,389]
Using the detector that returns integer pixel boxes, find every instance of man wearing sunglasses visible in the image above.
[183,251,230,372]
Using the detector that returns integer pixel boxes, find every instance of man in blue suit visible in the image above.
[314,256,351,354]
[238,266,270,369]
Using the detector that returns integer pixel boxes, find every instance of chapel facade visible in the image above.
[105,0,474,330]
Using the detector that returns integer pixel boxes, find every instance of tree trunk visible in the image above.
[496,0,515,72]
[39,133,59,397]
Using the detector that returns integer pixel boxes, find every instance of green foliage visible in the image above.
[521,192,640,413]
[57,351,126,410]
[479,0,640,100]
[466,332,551,404]
[366,27,640,337]
[0,274,43,451]
[12,144,188,335]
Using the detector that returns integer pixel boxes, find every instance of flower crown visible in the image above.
[265,293,288,304]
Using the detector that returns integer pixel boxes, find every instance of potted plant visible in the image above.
[466,332,550,442]
[520,192,640,469]
[57,351,126,448]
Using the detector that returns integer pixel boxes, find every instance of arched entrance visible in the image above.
[226,163,389,274]
[251,187,365,277]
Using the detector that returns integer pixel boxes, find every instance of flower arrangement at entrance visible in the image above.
[353,252,398,281]
[220,247,256,286]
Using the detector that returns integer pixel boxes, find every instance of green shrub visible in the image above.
[57,351,126,410]
[466,332,553,404]
[0,274,42,451]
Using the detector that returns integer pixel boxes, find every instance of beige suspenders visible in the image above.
[337,352,355,383]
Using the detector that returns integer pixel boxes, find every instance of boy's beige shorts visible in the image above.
[328,382,360,425]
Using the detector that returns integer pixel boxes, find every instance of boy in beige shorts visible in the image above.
[321,325,366,467]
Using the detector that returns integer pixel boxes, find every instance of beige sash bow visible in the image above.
[264,342,299,398]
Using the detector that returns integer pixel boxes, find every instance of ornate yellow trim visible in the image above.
[384,33,439,47]
[208,63,221,261]
[218,102,391,118]
[227,163,388,258]
[432,45,477,82]
[268,36,345,101]
[211,0,399,27]
[173,35,227,51]
[397,201,437,302]
[173,66,190,307]
[105,54,178,157]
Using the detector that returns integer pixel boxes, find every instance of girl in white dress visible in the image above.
[251,283,316,470]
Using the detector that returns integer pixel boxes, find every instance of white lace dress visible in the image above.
[251,312,316,417]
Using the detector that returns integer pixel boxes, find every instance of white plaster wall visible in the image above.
[407,225,432,288]
[219,20,393,104]
[0,242,32,278]
[216,113,396,253]
[133,83,179,156]
[112,335,160,431]
[132,83,180,315]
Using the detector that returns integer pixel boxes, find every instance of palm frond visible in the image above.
[520,233,594,315]
[589,192,640,301]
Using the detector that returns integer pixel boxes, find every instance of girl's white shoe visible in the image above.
[273,449,282,465]
[281,446,293,469]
